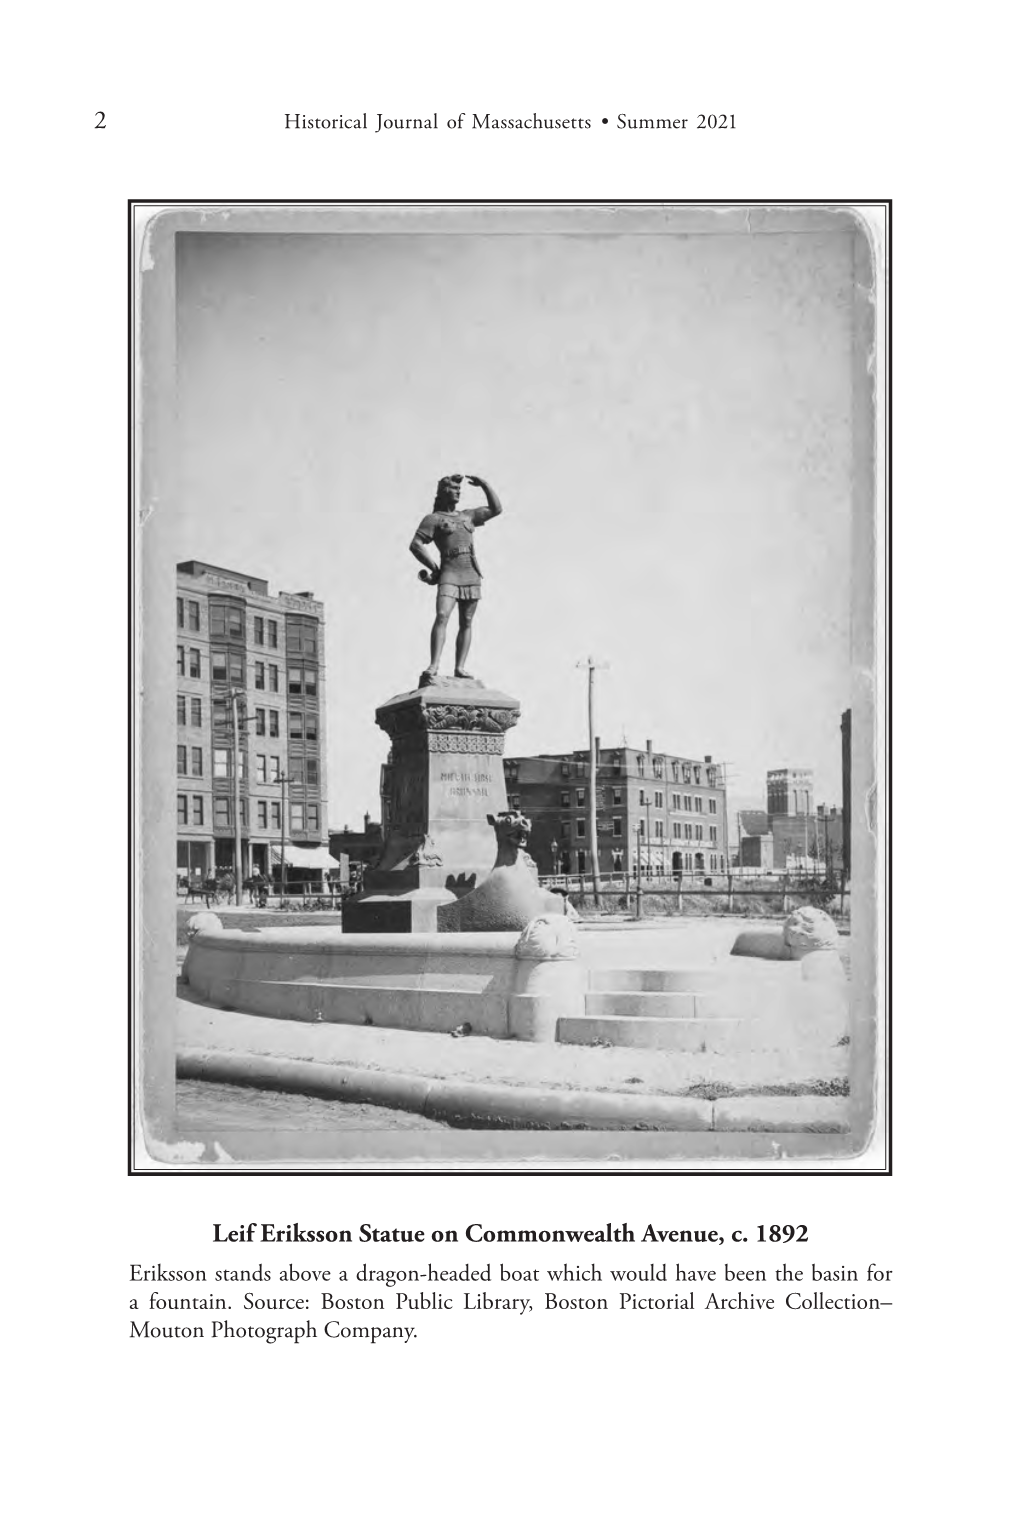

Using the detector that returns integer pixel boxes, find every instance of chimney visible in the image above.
[364,812,370,831]
[704,755,712,764]
[594,735,601,764]
[646,738,653,757]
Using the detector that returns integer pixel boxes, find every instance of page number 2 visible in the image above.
[95,111,107,129]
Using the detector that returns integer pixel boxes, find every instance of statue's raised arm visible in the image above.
[464,473,503,524]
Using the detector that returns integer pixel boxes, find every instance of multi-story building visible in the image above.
[503,739,728,880]
[175,560,328,885]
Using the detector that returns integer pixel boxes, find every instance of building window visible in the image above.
[240,799,249,827]
[505,760,519,783]
[613,818,622,837]
[271,756,281,783]
[576,819,585,837]
[257,800,268,829]
[213,748,231,778]
[255,662,265,691]
[684,823,692,840]
[270,801,281,829]
[637,821,645,836]
[695,796,703,813]
[229,655,244,687]
[289,711,303,740]
[267,619,278,649]
[693,765,701,785]
[612,788,622,806]
[708,798,717,813]
[672,823,682,839]
[214,797,230,828]
[290,758,304,786]
[287,616,318,657]
[306,758,319,787]
[560,761,570,778]
[707,767,717,787]
[636,755,645,775]
[695,824,703,841]
[561,821,570,840]
[190,697,201,728]
[576,789,586,808]
[268,664,279,692]
[191,747,203,776]
[682,764,691,783]
[305,714,318,741]
[256,755,267,784]
[653,757,664,778]
[177,793,188,824]
[290,802,305,832]
[710,825,718,844]
[191,795,204,825]
[289,667,303,696]
[177,745,187,775]
[307,804,320,833]
[177,646,185,676]
[211,650,227,682]
[188,600,200,631]
[510,794,521,809]
[255,708,266,737]
[210,602,244,639]
[654,791,663,808]
[671,760,679,781]
[560,792,570,808]
[177,597,184,628]
[269,711,279,738]
[654,819,664,838]
[254,616,265,645]
[683,795,692,812]
[177,695,186,726]
[304,668,317,698]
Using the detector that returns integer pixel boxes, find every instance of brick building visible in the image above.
[504,739,728,880]
[737,769,844,873]
[175,561,330,886]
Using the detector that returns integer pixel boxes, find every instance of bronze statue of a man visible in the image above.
[410,473,503,682]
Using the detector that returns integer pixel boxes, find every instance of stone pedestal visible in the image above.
[342,676,520,933]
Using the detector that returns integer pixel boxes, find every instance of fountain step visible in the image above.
[587,968,727,994]
[585,991,700,1018]
[557,1014,767,1053]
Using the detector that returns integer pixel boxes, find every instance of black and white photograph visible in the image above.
[136,201,887,1167]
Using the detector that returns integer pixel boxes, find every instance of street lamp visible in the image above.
[550,837,559,882]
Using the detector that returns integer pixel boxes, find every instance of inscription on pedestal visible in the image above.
[367,680,521,895]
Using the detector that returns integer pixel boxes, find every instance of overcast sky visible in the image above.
[175,228,854,826]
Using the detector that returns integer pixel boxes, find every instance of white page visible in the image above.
[8,6,1012,1526]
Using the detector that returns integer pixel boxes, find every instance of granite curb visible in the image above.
[177,1048,848,1132]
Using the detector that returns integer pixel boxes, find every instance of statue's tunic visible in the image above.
[413,505,497,601]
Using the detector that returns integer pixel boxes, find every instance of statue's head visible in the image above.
[488,810,532,854]
[434,474,464,512]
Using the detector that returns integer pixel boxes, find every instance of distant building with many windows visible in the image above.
[175,560,328,884]
[503,739,728,879]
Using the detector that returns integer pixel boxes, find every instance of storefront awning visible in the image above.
[269,844,339,870]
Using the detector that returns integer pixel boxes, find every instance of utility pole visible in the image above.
[278,770,292,907]
[576,657,609,907]
[229,690,244,906]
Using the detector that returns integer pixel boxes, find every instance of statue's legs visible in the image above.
[427,592,457,675]
[454,598,478,678]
